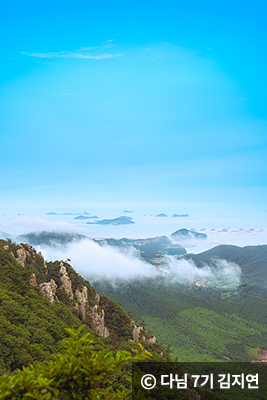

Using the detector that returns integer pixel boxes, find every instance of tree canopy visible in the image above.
[0,326,151,400]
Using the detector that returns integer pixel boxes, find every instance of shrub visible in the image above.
[0,326,151,399]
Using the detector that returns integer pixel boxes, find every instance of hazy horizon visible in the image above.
[1,207,267,253]
[1,207,266,283]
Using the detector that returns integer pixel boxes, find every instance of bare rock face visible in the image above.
[16,245,31,267]
[90,305,109,338]
[59,262,74,300]
[3,245,9,250]
[75,286,88,319]
[132,322,143,342]
[74,287,109,338]
[131,321,156,343]
[145,335,157,344]
[29,273,37,288]
[39,279,57,303]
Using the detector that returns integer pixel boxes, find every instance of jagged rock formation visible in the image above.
[0,238,170,374]
[90,305,109,338]
[16,245,31,267]
[75,286,88,319]
[13,244,48,274]
[59,262,74,299]
[36,261,110,338]
[2,242,156,345]
[39,279,57,303]
[144,334,156,344]
[132,322,143,342]
[131,321,156,343]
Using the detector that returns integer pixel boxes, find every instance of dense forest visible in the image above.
[184,244,267,288]
[93,243,267,363]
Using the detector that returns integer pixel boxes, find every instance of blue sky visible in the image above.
[1,0,267,214]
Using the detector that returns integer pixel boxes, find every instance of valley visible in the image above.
[92,276,267,362]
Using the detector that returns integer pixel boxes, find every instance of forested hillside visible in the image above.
[0,239,169,376]
[93,274,267,362]
[184,244,267,288]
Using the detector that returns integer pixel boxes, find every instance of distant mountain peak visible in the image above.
[171,228,207,240]
[87,216,135,225]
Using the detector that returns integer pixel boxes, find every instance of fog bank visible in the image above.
[39,238,241,287]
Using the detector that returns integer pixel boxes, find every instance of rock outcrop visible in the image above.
[131,321,156,343]
[132,323,143,342]
[16,245,32,267]
[90,305,109,338]
[39,279,57,303]
[38,262,109,338]
[75,286,88,319]
[59,262,74,299]
[146,335,157,344]
[9,243,133,342]
[14,244,47,273]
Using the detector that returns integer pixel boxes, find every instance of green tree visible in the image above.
[0,326,151,400]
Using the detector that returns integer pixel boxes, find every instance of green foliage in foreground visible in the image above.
[0,288,88,374]
[0,326,151,400]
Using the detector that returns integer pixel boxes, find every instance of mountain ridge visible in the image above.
[185,244,267,288]
[0,239,169,375]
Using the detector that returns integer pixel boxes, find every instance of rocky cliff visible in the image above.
[2,239,158,345]
[0,238,171,376]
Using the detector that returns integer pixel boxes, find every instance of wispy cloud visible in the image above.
[21,51,122,60]
[21,42,122,60]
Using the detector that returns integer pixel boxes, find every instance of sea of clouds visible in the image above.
[37,237,241,288]
[1,216,265,287]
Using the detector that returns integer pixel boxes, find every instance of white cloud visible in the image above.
[0,217,80,235]
[40,239,155,280]
[21,43,122,60]
[166,256,241,287]
[37,237,241,288]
